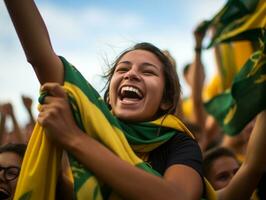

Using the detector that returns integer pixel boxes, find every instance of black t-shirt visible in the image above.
[148,131,203,177]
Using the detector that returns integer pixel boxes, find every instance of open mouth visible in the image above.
[0,188,11,200]
[119,86,143,101]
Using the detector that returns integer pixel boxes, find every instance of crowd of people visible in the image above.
[1,0,265,200]
[0,96,35,146]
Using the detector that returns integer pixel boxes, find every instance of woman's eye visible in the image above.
[143,70,156,76]
[115,67,128,73]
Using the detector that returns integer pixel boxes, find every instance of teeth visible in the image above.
[121,86,142,97]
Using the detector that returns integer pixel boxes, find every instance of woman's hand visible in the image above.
[37,82,81,148]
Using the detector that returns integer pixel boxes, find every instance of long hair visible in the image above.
[103,42,181,117]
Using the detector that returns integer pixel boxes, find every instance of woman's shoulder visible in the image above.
[149,130,203,175]
[171,130,196,141]
[166,131,202,160]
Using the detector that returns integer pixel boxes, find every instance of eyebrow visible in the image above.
[0,166,20,171]
[117,61,160,70]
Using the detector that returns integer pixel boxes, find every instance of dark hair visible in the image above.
[103,42,181,116]
[0,143,27,159]
[184,121,202,140]
[203,147,239,179]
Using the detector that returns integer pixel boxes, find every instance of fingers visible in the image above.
[38,98,69,126]
[38,83,69,126]
[41,82,67,99]
[37,105,53,125]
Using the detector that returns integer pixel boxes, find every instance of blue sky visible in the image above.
[0,0,226,126]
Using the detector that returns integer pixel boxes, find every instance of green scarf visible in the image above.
[14,57,215,200]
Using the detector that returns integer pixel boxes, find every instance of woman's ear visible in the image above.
[160,101,171,111]
[106,94,113,110]
[107,95,110,104]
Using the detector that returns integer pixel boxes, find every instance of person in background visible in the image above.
[0,143,27,200]
[0,103,23,145]
[220,118,255,163]
[4,1,204,199]
[21,95,35,143]
[0,105,8,144]
[203,147,240,190]
[181,21,220,151]
[205,111,266,200]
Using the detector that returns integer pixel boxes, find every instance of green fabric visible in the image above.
[60,57,198,199]
[204,34,266,135]
[15,56,215,200]
[206,0,265,47]
[61,57,169,198]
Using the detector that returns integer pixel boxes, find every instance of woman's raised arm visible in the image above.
[4,0,63,84]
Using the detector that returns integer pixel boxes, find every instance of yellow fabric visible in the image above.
[232,41,254,71]
[211,41,254,92]
[236,153,245,164]
[204,178,218,200]
[14,124,61,200]
[214,0,266,44]
[251,190,260,200]
[203,74,223,102]
[182,97,194,121]
[65,82,144,165]
[216,43,238,90]
[14,80,208,199]
[203,41,254,102]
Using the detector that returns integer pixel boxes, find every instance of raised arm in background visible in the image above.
[4,1,203,199]
[0,104,7,144]
[217,110,266,200]
[189,22,221,151]
[22,95,35,125]
[190,21,207,128]
[21,95,36,142]
[7,103,24,143]
[0,103,24,144]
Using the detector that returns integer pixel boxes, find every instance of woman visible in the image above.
[4,1,203,199]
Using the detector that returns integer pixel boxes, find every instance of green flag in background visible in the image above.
[208,0,265,47]
[205,34,266,135]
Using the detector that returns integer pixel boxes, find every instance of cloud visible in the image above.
[181,0,225,24]
[0,1,222,124]
[37,3,145,45]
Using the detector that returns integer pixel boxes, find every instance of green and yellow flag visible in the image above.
[213,40,254,91]
[205,35,266,135]
[202,0,266,135]
[14,57,216,200]
[208,0,265,47]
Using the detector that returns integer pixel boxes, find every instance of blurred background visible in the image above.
[0,0,225,126]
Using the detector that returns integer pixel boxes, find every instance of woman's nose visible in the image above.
[124,69,140,81]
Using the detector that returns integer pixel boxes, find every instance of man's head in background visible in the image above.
[0,143,26,200]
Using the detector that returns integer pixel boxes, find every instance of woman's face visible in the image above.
[109,50,167,122]
[208,156,239,190]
